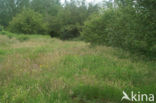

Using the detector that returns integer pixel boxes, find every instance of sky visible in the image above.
[86,0,103,3]
[60,0,103,4]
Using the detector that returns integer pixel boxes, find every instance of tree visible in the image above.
[82,0,156,55]
[55,0,99,39]
[8,9,47,34]
[0,0,30,27]
[30,0,61,16]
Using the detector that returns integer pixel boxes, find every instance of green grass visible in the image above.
[0,31,155,103]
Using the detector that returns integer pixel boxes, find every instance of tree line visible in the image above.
[0,0,155,56]
[82,0,156,56]
[0,0,98,40]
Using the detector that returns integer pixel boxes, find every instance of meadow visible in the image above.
[0,32,155,103]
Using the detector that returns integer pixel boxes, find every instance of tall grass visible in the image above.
[0,32,155,103]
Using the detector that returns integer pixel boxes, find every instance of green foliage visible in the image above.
[0,0,155,55]
[30,0,61,16]
[0,33,155,103]
[82,2,156,55]
[0,25,3,31]
[48,0,99,39]
[47,16,62,37]
[81,14,105,45]
[0,0,99,39]
[0,31,30,42]
[8,9,47,34]
[60,25,80,40]
[0,0,30,27]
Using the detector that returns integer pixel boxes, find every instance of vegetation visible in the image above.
[0,32,155,103]
[81,0,156,56]
[0,0,98,39]
[0,0,155,54]
[0,0,155,102]
[8,9,47,34]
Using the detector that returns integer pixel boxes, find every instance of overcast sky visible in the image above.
[60,0,103,4]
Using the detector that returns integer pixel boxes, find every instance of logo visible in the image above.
[121,91,154,102]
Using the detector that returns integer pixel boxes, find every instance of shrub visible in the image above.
[47,16,61,38]
[0,25,4,31]
[81,11,115,45]
[60,25,80,40]
[8,9,47,34]
[81,7,156,54]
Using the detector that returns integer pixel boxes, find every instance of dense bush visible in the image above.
[0,0,99,39]
[8,9,47,34]
[60,25,80,40]
[81,14,104,45]
[82,6,156,54]
[47,1,99,40]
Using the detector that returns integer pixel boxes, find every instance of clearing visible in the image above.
[0,33,155,103]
